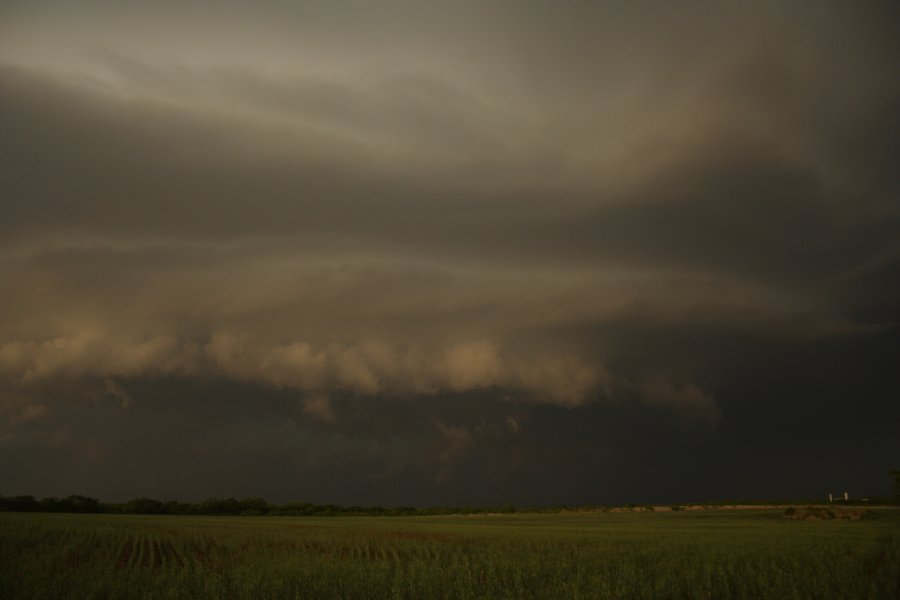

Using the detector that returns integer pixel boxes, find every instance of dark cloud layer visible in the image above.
[1,0,898,504]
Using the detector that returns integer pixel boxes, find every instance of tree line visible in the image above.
[3,479,898,516]
[0,494,537,516]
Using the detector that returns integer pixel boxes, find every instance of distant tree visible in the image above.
[164,500,192,515]
[198,498,226,515]
[124,497,167,514]
[197,497,248,515]
[276,501,314,516]
[37,495,103,513]
[891,469,900,498]
[0,495,40,512]
[39,497,62,512]
[238,497,269,515]
[64,495,103,513]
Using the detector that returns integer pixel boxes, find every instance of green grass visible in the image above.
[1,509,898,599]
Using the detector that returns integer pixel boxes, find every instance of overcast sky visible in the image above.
[1,0,898,505]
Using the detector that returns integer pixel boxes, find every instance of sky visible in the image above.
[1,0,898,506]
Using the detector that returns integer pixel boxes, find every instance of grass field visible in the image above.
[1,509,898,599]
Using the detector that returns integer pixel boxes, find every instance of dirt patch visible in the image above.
[784,507,868,521]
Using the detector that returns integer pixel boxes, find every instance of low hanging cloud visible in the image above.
[0,334,201,384]
[635,379,721,430]
[0,332,602,407]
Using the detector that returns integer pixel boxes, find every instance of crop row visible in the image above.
[1,511,898,599]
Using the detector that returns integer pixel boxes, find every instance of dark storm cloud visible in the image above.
[2,61,896,286]
[0,0,897,503]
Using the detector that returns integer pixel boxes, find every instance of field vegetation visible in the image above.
[1,509,898,599]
